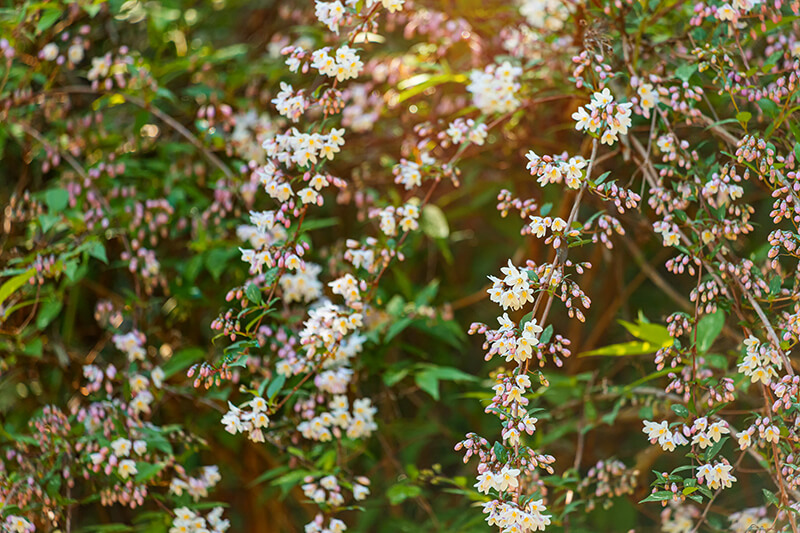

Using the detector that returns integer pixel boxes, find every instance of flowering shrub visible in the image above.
[3,0,800,531]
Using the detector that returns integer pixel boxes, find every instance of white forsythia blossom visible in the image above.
[467,61,522,114]
[5,516,34,533]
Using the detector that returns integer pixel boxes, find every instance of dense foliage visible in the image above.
[3,0,800,531]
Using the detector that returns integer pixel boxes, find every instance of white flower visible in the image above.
[118,459,138,479]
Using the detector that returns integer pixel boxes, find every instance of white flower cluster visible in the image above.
[236,221,287,251]
[475,465,521,493]
[445,118,488,146]
[311,45,363,82]
[635,82,658,117]
[298,395,377,441]
[304,515,348,533]
[571,88,632,146]
[113,330,146,361]
[280,262,324,303]
[519,0,569,31]
[365,0,405,12]
[482,498,552,532]
[169,466,222,501]
[642,418,729,452]
[301,474,370,507]
[486,313,544,365]
[169,507,229,533]
[728,507,771,532]
[487,260,536,312]
[467,61,522,115]
[221,396,271,443]
[738,335,783,385]
[393,152,434,190]
[718,0,764,22]
[375,202,420,236]
[263,127,345,169]
[315,0,346,33]
[696,461,737,490]
[525,151,586,189]
[653,220,681,247]
[272,82,307,122]
[344,238,377,271]
[4,516,34,533]
[300,302,363,359]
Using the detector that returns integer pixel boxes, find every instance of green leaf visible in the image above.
[37,8,61,33]
[705,436,728,461]
[245,283,262,305]
[675,63,697,83]
[266,373,286,400]
[162,347,204,378]
[135,462,165,483]
[87,241,109,264]
[639,490,675,503]
[415,370,439,400]
[736,111,752,127]
[416,364,478,383]
[0,269,35,309]
[763,488,780,507]
[579,341,659,357]
[386,483,422,505]
[205,248,238,282]
[36,299,62,329]
[493,441,507,463]
[44,188,69,212]
[696,309,725,353]
[539,324,554,345]
[421,204,449,240]
[619,319,671,347]
[671,404,689,418]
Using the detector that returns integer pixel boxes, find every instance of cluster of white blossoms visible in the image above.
[728,507,772,532]
[735,417,781,450]
[169,507,229,533]
[525,151,587,189]
[475,465,521,494]
[168,466,222,502]
[738,335,783,385]
[571,88,632,145]
[344,238,377,271]
[487,260,536,312]
[272,82,307,122]
[445,118,488,146]
[717,0,764,21]
[304,515,348,533]
[280,262,324,303]
[264,127,346,168]
[315,0,347,33]
[113,330,146,361]
[653,219,681,248]
[519,0,569,31]
[302,474,371,506]
[311,45,363,82]
[486,313,544,365]
[375,201,420,237]
[635,82,658,117]
[642,418,730,452]
[298,395,377,441]
[393,152,434,190]
[221,395,271,443]
[696,461,737,490]
[642,420,687,451]
[4,516,34,533]
[482,498,552,532]
[300,302,363,359]
[528,216,570,239]
[467,61,522,114]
